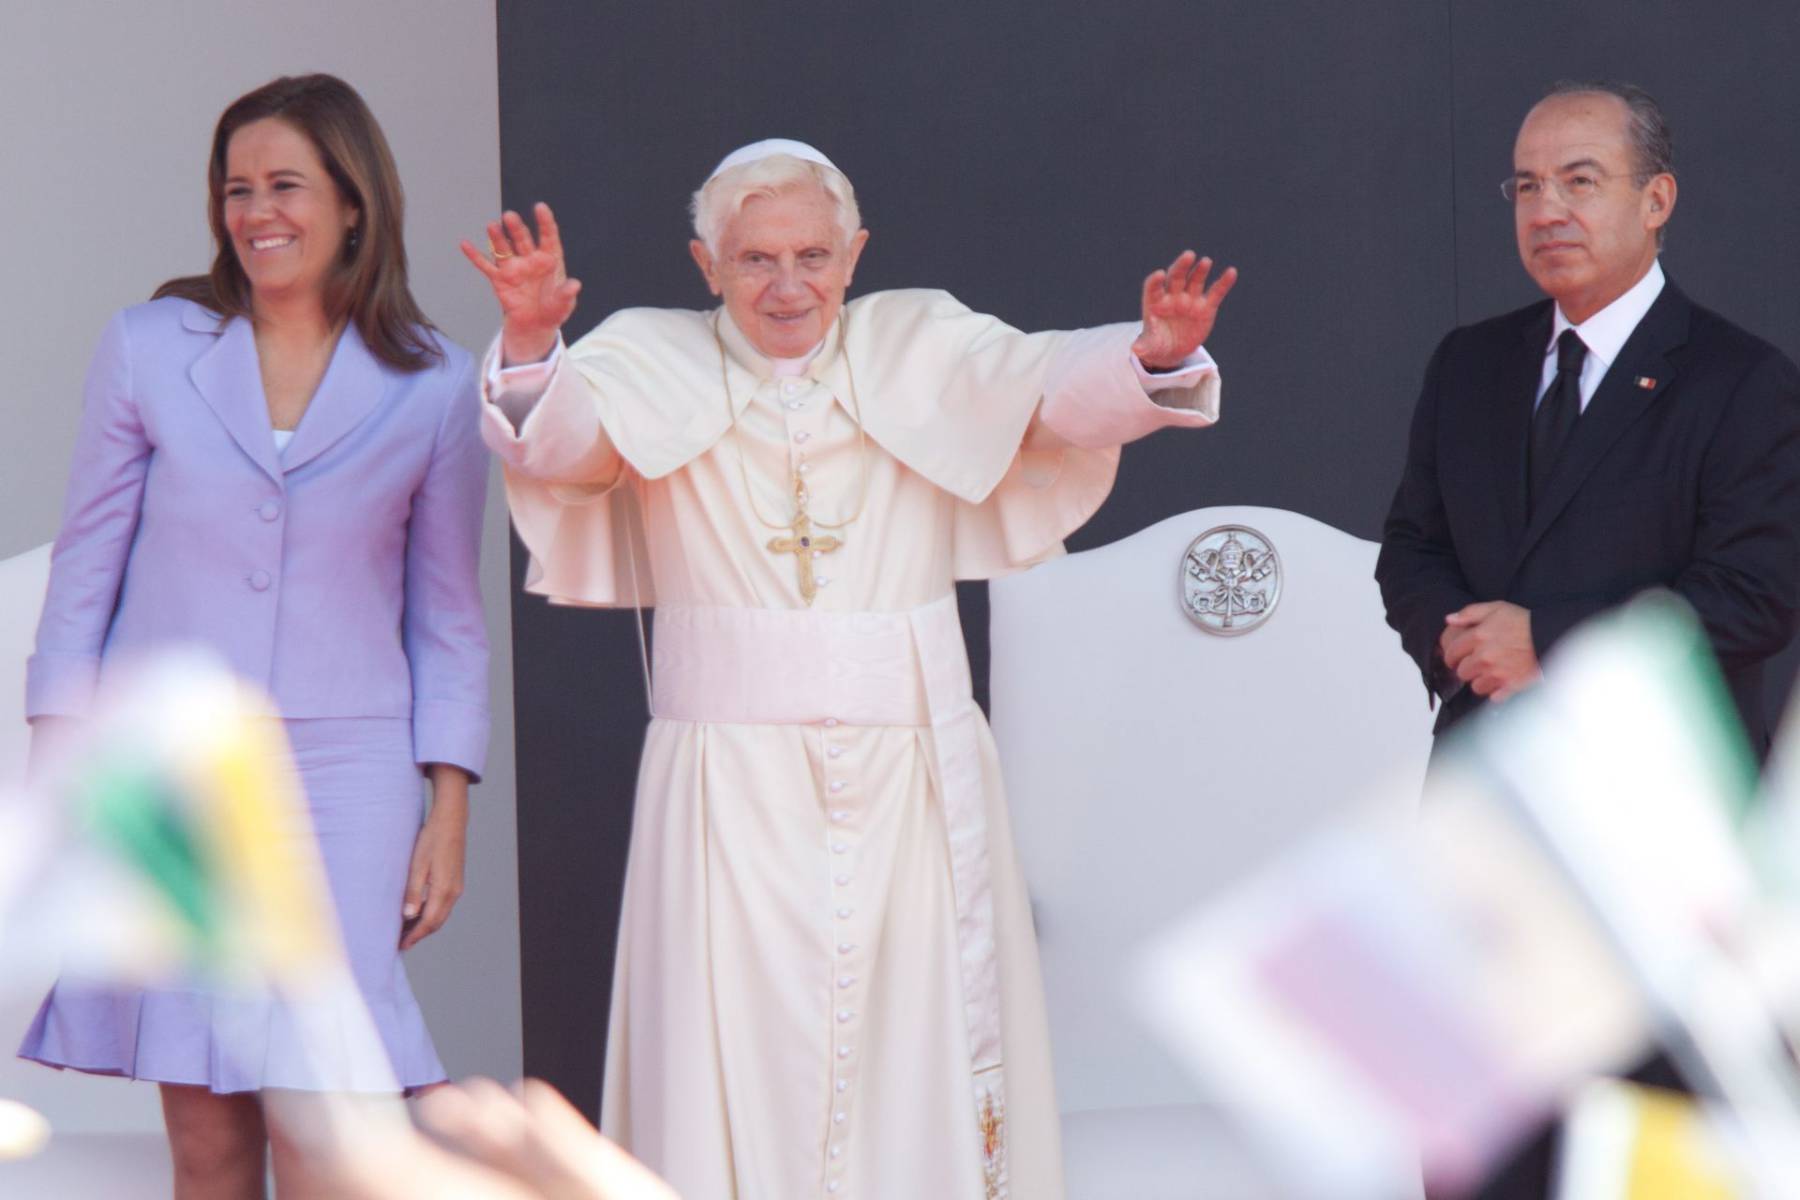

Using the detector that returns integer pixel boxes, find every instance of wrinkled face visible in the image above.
[690,184,869,359]
[223,117,359,309]
[1511,94,1673,324]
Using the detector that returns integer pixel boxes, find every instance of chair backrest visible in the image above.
[0,544,51,785]
[988,506,1434,1113]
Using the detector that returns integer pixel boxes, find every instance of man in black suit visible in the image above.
[1376,81,1800,1197]
[1378,80,1800,755]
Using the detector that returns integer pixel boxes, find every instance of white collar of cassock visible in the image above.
[771,343,824,378]
[716,305,842,383]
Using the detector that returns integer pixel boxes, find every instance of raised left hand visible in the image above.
[1133,250,1239,370]
[401,766,470,950]
[1441,600,1541,701]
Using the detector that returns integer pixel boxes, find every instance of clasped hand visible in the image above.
[1440,600,1540,701]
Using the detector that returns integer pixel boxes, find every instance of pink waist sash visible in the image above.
[651,603,935,726]
[649,593,1012,1196]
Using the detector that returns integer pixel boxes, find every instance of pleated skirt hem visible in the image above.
[17,982,447,1095]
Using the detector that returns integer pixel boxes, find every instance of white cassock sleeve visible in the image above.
[937,318,1221,577]
[476,332,646,607]
[1034,323,1219,449]
[477,333,626,494]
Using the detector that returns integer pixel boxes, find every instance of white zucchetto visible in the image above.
[706,138,840,182]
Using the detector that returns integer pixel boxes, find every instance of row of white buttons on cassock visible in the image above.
[823,716,857,1195]
[776,376,856,1194]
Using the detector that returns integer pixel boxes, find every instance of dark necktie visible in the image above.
[1530,329,1586,513]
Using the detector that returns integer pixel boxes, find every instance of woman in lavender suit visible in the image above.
[17,75,488,1196]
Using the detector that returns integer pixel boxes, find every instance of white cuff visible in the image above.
[488,333,564,391]
[484,334,565,430]
[1132,347,1215,408]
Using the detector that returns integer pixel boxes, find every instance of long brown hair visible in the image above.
[153,74,441,371]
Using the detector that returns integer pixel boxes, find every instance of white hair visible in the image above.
[689,154,862,252]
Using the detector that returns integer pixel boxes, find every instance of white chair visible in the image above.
[989,506,1435,1199]
[0,544,50,782]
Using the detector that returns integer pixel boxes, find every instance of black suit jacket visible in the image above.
[1376,281,1800,752]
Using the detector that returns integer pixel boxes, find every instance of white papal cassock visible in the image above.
[480,288,1219,1200]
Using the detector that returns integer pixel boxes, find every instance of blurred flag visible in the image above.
[71,658,338,982]
[1735,636,1800,1030]
[1138,788,1644,1199]
[1462,595,1800,1186]
[0,649,400,1101]
[1557,1080,1744,1200]
[1458,594,1761,1011]
[1137,593,1800,1197]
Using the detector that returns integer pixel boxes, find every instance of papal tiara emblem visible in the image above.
[1180,524,1281,636]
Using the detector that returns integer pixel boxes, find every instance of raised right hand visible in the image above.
[460,202,583,365]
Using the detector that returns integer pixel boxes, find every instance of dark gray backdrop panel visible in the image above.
[498,0,1797,1118]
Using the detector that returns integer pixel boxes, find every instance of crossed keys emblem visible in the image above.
[1180,525,1282,635]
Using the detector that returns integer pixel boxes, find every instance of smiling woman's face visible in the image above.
[222,117,358,311]
[690,184,869,359]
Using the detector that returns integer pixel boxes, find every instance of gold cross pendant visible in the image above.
[768,511,841,605]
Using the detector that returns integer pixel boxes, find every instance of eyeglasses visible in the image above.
[1500,168,1632,206]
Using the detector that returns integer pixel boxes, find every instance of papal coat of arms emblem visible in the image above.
[1180,525,1281,635]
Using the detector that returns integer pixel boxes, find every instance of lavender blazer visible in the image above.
[27,297,491,778]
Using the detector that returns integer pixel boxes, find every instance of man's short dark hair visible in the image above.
[1545,79,1674,184]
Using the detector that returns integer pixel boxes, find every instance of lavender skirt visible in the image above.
[17,718,446,1093]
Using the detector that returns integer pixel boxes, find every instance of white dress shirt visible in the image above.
[1539,259,1665,411]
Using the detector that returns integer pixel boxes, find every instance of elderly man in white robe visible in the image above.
[462,139,1237,1200]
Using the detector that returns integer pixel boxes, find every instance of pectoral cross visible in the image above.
[768,509,841,606]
